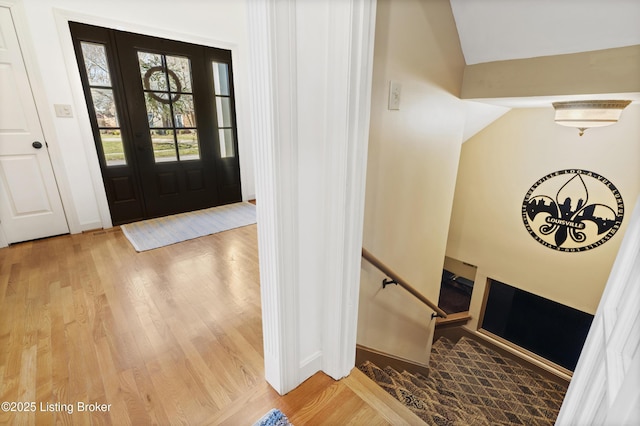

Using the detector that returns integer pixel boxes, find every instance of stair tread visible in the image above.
[429,336,456,367]
[450,337,567,393]
[359,335,568,426]
[397,371,490,426]
[427,337,567,425]
[359,361,489,425]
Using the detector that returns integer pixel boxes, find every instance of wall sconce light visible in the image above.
[552,100,631,136]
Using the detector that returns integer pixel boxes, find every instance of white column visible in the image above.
[246,0,376,394]
[320,0,377,380]
[247,0,300,395]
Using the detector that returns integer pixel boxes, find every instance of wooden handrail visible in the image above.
[362,248,448,319]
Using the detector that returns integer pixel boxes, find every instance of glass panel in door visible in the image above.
[137,51,200,162]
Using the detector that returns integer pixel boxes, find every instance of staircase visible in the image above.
[359,336,568,425]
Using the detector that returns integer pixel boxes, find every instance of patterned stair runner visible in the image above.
[358,336,568,425]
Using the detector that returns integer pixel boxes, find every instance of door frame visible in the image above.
[0,222,7,247]
[52,7,253,230]
[0,0,77,246]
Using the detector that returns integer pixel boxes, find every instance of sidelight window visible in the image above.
[80,42,126,166]
[212,62,235,158]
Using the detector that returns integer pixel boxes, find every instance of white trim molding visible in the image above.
[0,224,7,248]
[321,0,377,380]
[247,0,376,394]
[247,0,301,395]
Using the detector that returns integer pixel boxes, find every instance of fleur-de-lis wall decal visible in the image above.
[522,170,624,252]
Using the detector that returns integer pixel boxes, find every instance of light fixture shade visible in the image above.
[552,100,631,136]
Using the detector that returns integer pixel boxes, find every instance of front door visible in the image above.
[69,23,241,225]
[0,7,69,245]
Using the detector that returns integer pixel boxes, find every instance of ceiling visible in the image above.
[450,0,640,66]
[449,0,640,116]
[448,0,640,139]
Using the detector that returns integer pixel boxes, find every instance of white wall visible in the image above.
[19,0,255,231]
[358,0,467,365]
[446,105,640,330]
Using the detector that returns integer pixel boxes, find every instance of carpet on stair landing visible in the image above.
[358,336,568,426]
[438,281,471,314]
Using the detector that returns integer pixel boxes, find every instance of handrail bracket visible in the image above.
[382,278,398,289]
[362,247,448,319]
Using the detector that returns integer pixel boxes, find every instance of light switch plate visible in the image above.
[54,104,73,118]
[388,81,401,110]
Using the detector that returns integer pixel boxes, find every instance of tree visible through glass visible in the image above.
[81,42,126,166]
[138,51,200,162]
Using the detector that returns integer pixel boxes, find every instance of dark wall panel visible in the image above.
[481,279,593,371]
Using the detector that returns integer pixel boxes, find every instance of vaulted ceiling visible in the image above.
[450,0,640,65]
[448,0,640,139]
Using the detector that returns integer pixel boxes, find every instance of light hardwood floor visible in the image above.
[0,225,422,425]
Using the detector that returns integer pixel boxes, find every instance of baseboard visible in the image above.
[299,351,323,381]
[80,220,105,233]
[355,344,430,377]
[82,227,104,233]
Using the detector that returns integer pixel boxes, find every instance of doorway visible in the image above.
[69,22,241,225]
[438,257,476,314]
[0,6,69,245]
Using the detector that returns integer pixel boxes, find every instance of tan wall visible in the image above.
[462,45,640,99]
[446,105,640,334]
[358,0,466,365]
[443,256,476,282]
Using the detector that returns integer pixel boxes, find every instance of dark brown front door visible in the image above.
[70,22,241,224]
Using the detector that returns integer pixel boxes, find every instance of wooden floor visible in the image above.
[0,225,422,425]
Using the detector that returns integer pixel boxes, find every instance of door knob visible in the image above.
[32,141,43,149]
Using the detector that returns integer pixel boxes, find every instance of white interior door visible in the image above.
[556,196,640,425]
[0,6,68,245]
